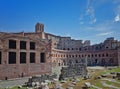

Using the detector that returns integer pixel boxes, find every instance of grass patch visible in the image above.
[105,80,120,87]
[89,87,97,89]
[93,80,103,88]
[101,67,120,74]
[0,86,27,89]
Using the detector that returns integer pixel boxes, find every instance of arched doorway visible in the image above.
[101,59,105,66]
[95,59,98,66]
[109,59,114,66]
[58,63,61,66]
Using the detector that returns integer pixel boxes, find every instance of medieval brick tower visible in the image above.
[35,23,45,39]
[35,23,44,32]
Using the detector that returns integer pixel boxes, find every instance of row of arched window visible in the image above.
[62,46,110,51]
[51,53,110,58]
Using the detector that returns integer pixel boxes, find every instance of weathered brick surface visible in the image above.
[0,23,120,80]
[0,32,51,80]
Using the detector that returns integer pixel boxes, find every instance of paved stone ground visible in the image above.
[91,85,102,89]
[0,77,29,88]
[102,78,120,84]
[88,66,118,70]
[0,66,62,88]
[101,82,120,89]
[87,66,105,70]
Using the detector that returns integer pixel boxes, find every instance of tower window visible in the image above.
[9,40,16,49]
[30,52,35,63]
[9,52,16,64]
[40,53,45,63]
[20,41,26,49]
[20,52,26,63]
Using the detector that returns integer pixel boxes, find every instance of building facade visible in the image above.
[0,31,51,80]
[0,22,120,80]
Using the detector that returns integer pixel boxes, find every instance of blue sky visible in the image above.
[0,0,120,44]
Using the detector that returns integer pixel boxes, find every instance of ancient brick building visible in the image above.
[0,22,120,80]
[51,37,120,67]
[0,24,51,80]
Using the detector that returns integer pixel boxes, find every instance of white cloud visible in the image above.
[90,18,96,24]
[83,20,114,32]
[80,21,84,24]
[79,0,120,44]
[114,3,120,22]
[86,0,96,24]
[66,34,71,37]
[114,14,120,22]
[114,0,120,4]
[96,32,113,36]
[80,20,120,40]
[79,0,96,24]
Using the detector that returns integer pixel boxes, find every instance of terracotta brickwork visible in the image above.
[0,32,51,80]
[51,49,119,67]
[0,23,120,80]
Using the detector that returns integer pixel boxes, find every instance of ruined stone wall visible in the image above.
[59,63,87,80]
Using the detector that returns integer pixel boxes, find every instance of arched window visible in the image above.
[96,46,98,50]
[102,54,104,57]
[58,63,61,66]
[92,54,94,57]
[109,58,114,63]
[95,59,98,64]
[79,48,81,51]
[66,55,68,57]
[69,55,71,58]
[106,47,109,49]
[76,54,77,57]
[106,53,108,57]
[99,54,101,57]
[82,55,84,57]
[72,55,74,58]
[95,54,97,57]
[101,59,105,66]
[88,55,90,57]
[76,60,78,63]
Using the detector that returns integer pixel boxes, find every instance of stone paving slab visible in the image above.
[102,78,120,84]
[91,85,102,89]
[0,77,29,88]
[101,82,120,89]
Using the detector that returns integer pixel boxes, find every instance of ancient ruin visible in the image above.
[59,58,87,80]
[0,22,120,80]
